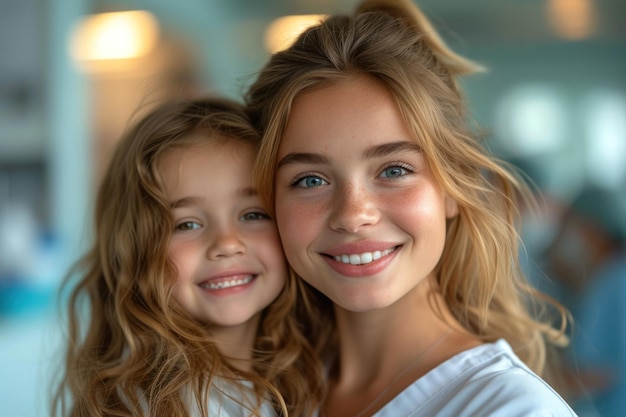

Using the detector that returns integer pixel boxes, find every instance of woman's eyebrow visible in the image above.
[277,141,420,169]
[364,141,422,159]
[277,152,331,169]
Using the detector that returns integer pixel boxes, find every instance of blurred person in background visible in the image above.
[544,185,626,417]
[507,157,568,302]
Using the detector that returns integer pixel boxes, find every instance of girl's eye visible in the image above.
[241,211,271,221]
[379,164,412,179]
[293,175,328,188]
[176,221,201,231]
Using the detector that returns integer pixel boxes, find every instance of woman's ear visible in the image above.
[445,195,459,218]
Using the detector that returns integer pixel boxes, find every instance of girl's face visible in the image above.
[274,76,458,312]
[160,140,287,328]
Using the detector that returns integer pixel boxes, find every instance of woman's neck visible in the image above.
[323,276,481,417]
[332,281,449,379]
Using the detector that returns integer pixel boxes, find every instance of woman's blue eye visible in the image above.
[380,166,409,178]
[294,176,327,188]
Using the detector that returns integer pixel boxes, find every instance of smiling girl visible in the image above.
[52,98,321,417]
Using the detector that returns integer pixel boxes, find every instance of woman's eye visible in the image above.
[176,221,201,231]
[241,211,270,221]
[379,165,411,179]
[293,175,328,188]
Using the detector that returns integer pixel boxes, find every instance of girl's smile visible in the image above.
[161,141,287,328]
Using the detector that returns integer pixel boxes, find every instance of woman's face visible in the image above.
[274,76,458,312]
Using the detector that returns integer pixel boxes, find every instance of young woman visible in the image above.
[52,98,322,417]
[246,0,575,415]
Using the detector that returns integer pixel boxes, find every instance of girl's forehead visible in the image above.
[158,140,256,197]
[156,138,255,180]
[168,135,255,157]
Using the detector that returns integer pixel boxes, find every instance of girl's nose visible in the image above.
[328,182,380,233]
[206,226,246,259]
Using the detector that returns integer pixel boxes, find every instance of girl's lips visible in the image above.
[198,273,256,291]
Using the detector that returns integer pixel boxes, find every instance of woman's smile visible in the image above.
[329,245,399,265]
[275,75,458,310]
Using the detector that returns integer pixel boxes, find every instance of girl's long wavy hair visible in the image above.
[52,98,323,417]
[246,0,568,379]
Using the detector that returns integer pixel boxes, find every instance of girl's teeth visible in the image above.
[334,248,394,265]
[201,275,253,290]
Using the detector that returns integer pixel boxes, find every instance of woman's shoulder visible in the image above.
[455,340,576,415]
[375,340,577,416]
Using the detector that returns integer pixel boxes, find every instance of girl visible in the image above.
[52,98,322,417]
[246,0,575,415]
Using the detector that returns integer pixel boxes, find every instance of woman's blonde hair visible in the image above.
[52,98,323,417]
[246,0,567,377]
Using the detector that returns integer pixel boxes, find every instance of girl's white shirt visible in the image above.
[317,339,577,417]
[193,378,277,417]
[126,378,277,417]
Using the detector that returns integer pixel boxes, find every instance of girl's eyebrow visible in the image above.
[170,187,257,208]
[238,186,258,198]
[277,140,421,170]
[171,196,202,209]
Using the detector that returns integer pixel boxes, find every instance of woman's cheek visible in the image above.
[276,198,322,262]
[277,201,310,243]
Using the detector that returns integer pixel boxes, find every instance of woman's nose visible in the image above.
[328,182,380,233]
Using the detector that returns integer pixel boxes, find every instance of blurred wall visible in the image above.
[0,0,624,415]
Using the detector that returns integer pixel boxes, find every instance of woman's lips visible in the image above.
[331,246,398,265]
[322,245,400,277]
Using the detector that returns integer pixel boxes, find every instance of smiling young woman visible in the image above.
[246,0,575,415]
[275,76,456,314]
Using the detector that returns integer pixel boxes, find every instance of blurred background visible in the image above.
[0,0,624,415]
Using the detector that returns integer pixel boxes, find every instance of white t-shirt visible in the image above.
[128,378,277,417]
[192,379,277,417]
[373,339,577,416]
[314,340,576,416]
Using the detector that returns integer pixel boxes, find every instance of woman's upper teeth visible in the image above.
[334,248,394,265]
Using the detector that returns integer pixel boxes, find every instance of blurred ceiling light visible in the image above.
[68,10,159,62]
[547,0,595,40]
[265,14,327,53]
[583,90,626,188]
[495,84,567,156]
